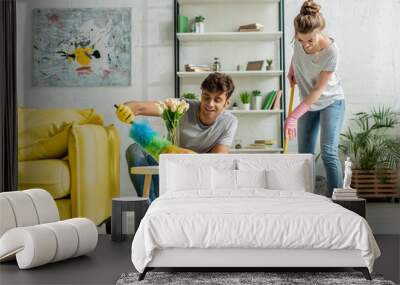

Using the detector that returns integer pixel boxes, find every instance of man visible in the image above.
[117,72,238,201]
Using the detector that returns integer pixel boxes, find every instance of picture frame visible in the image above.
[246,60,264,71]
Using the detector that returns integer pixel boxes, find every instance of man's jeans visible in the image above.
[297,100,345,196]
[126,144,159,202]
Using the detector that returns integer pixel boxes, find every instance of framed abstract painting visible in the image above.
[32,8,131,87]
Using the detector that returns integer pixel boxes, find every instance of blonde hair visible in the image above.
[294,0,325,34]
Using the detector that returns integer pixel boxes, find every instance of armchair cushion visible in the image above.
[18,108,103,161]
[18,160,70,199]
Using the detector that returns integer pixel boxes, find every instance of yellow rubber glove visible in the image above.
[115,104,135,124]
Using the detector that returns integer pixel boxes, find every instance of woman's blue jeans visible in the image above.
[126,144,159,202]
[297,100,345,196]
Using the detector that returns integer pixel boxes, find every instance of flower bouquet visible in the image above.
[158,98,190,145]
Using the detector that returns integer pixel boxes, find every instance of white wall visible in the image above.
[18,0,400,196]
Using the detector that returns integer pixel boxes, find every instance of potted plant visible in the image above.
[339,106,400,199]
[266,59,273,70]
[182,92,197,100]
[232,102,238,110]
[251,90,262,110]
[239,91,251,111]
[194,16,205,33]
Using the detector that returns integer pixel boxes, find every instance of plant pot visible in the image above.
[241,103,250,111]
[266,65,272,71]
[232,106,238,111]
[251,96,262,110]
[351,169,398,199]
[195,22,204,33]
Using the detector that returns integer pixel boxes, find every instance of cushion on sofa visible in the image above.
[18,108,104,161]
[18,160,70,199]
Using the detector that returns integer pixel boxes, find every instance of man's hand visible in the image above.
[116,104,135,124]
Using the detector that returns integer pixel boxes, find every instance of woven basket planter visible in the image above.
[351,169,399,198]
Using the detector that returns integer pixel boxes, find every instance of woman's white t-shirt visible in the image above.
[292,38,345,111]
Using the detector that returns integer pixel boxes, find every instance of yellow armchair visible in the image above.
[18,108,120,225]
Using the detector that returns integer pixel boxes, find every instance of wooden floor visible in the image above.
[0,235,399,285]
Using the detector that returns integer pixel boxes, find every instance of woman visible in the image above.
[285,0,345,196]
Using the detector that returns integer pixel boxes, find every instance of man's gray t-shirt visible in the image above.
[178,100,238,153]
[293,38,344,111]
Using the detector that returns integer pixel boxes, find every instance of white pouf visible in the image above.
[0,189,98,269]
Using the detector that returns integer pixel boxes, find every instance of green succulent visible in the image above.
[239,91,251,104]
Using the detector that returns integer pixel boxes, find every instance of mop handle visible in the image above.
[283,82,295,154]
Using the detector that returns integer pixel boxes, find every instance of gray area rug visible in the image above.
[116,271,396,285]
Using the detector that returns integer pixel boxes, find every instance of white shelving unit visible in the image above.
[228,109,283,115]
[177,70,283,78]
[174,0,286,153]
[178,0,280,4]
[177,32,282,42]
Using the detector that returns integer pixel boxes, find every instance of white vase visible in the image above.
[195,22,204,33]
[241,103,250,111]
[251,96,262,110]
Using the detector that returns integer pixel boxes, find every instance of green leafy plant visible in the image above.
[266,59,273,67]
[339,106,400,170]
[182,93,197,100]
[195,16,205,23]
[252,90,262,96]
[239,91,251,104]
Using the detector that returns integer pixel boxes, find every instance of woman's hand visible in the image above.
[284,101,310,140]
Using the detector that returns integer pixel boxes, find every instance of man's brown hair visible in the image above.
[201,73,235,99]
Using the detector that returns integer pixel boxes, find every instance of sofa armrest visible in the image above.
[105,124,120,216]
[68,124,120,225]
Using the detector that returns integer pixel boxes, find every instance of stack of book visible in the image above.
[332,188,358,200]
[262,90,281,110]
[247,139,277,149]
[238,23,264,32]
[185,64,211,72]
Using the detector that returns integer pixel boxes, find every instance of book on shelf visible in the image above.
[239,28,263,32]
[263,90,276,110]
[247,143,268,149]
[271,90,282,110]
[254,139,276,146]
[184,64,211,72]
[239,23,264,30]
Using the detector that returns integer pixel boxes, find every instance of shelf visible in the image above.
[229,148,283,153]
[177,70,283,78]
[177,32,282,42]
[179,0,279,4]
[228,110,283,114]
